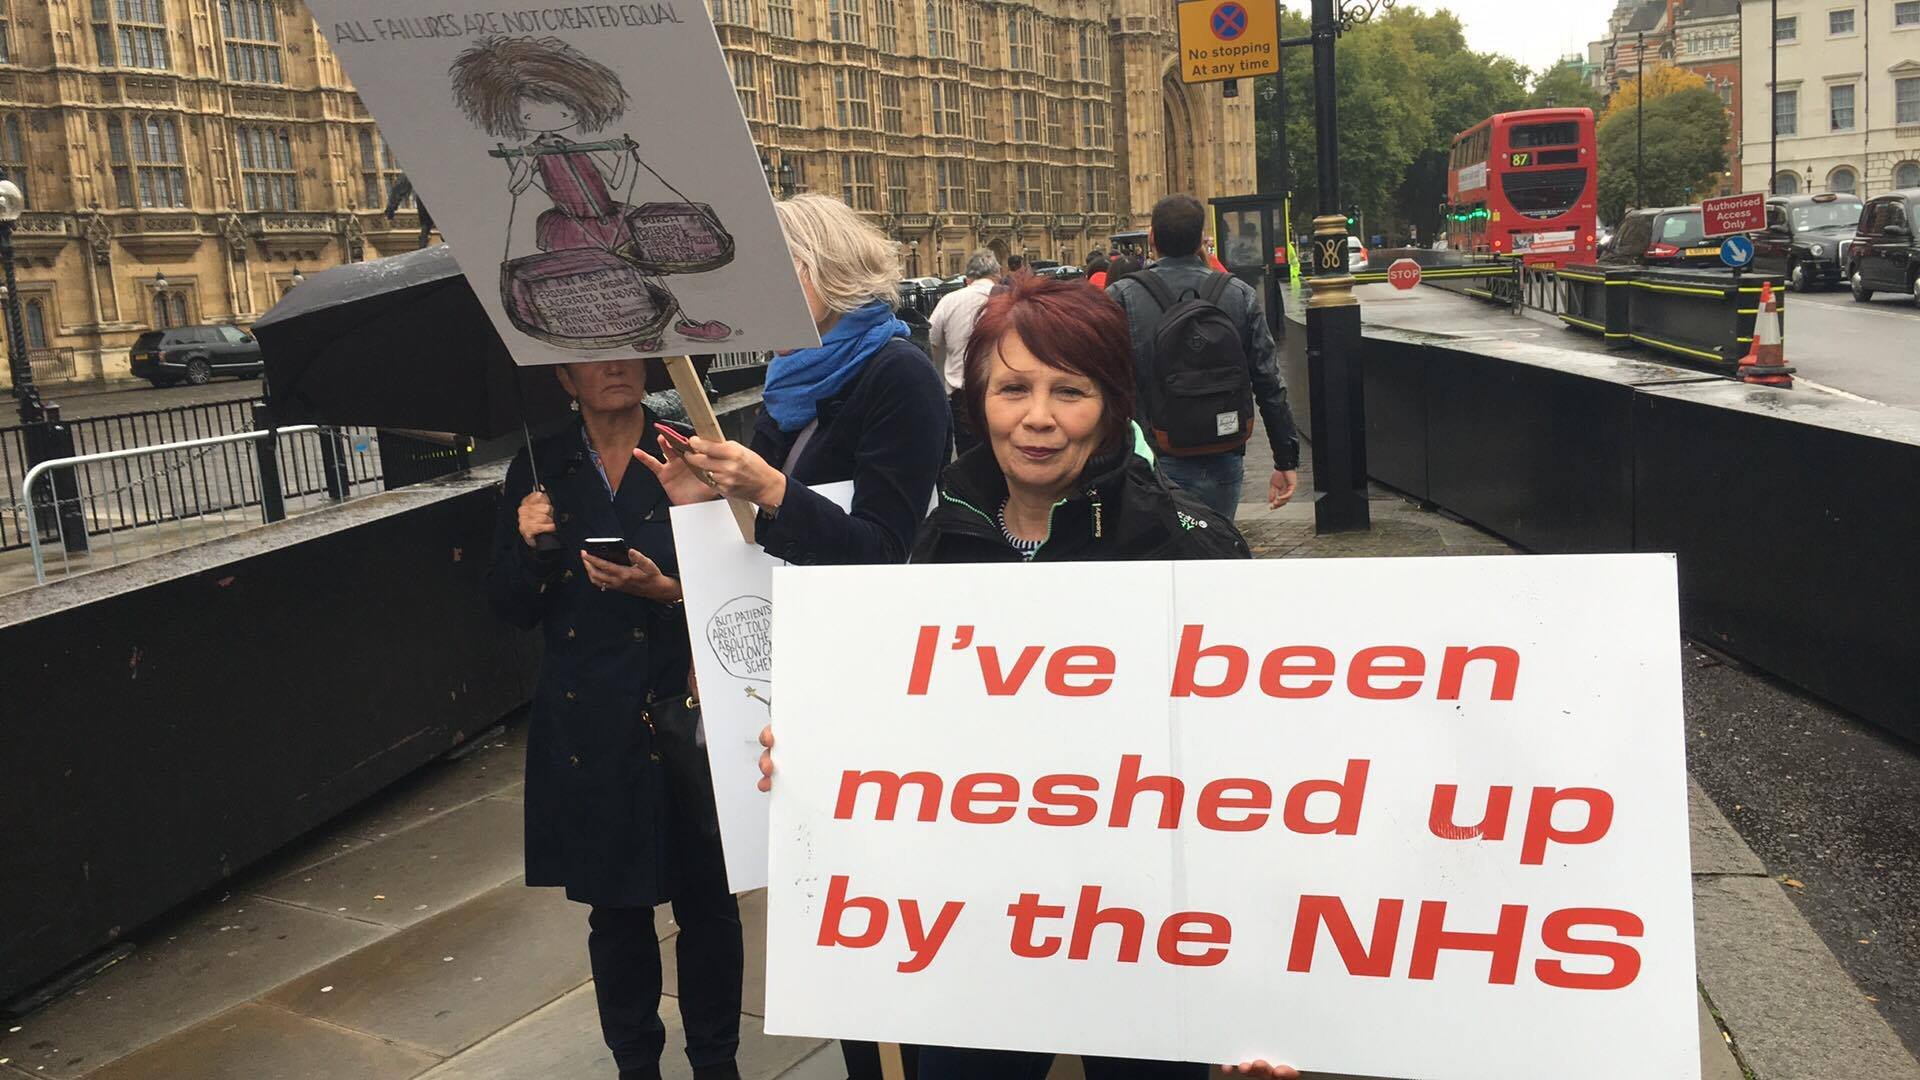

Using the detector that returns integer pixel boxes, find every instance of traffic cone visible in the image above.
[1739,281,1793,388]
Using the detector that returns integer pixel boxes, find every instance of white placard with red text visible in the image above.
[763,556,1697,1080]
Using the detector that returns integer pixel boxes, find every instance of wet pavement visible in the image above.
[1685,645,1920,1056]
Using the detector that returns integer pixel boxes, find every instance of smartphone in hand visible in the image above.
[655,426,693,454]
[583,537,629,565]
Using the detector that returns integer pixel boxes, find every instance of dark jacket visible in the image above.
[1107,253,1301,470]
[485,413,694,908]
[749,336,949,566]
[911,443,1251,564]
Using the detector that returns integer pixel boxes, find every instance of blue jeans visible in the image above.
[1156,453,1246,520]
[918,1047,1205,1080]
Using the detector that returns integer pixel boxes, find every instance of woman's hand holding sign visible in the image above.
[1225,1061,1300,1078]
[634,434,787,511]
[756,724,775,793]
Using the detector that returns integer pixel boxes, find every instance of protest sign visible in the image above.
[764,556,1697,1080]
[673,483,854,892]
[308,3,818,365]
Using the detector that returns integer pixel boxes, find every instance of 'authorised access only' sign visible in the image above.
[1178,0,1279,84]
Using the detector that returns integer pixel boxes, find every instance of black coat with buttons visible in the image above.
[485,414,694,908]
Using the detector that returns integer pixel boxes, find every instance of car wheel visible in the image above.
[184,357,213,385]
[1850,268,1873,302]
[1787,260,1807,293]
[1912,273,1920,309]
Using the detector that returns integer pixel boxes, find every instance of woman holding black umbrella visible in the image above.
[486,356,742,1080]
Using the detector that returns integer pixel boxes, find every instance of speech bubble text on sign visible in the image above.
[764,557,1698,1080]
[707,594,774,682]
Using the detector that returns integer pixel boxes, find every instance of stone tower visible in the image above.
[1109,0,1259,230]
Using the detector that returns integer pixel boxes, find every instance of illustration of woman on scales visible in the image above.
[451,35,737,351]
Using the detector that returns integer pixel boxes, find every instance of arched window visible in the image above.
[220,0,284,84]
[25,299,48,349]
[1828,166,1857,194]
[171,293,188,327]
[153,292,169,328]
[1773,171,1801,195]
[1897,162,1920,190]
[0,114,27,207]
[236,124,298,210]
[110,112,185,207]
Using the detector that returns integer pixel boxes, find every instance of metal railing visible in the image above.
[18,425,382,586]
[0,399,383,551]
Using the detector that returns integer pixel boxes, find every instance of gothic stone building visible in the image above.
[0,0,1252,386]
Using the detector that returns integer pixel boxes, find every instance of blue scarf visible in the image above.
[763,301,908,432]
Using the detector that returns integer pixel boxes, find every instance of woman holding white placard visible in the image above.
[757,276,1299,1078]
[635,192,948,1080]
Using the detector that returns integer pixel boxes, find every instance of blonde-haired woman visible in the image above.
[636,192,947,569]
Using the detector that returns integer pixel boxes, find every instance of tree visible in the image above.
[1530,61,1603,113]
[1600,65,1711,126]
[1256,8,1527,244]
[1596,85,1730,221]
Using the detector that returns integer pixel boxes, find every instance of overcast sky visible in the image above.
[1394,0,1624,74]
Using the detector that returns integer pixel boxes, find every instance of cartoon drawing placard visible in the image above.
[310,6,820,365]
[671,481,855,893]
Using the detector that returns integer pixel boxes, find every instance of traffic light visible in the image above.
[1345,206,1359,230]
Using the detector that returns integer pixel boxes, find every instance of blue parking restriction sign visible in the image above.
[1211,1,1249,39]
[1720,235,1755,269]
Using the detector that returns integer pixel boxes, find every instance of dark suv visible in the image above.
[1750,192,1863,291]
[1599,206,1722,268]
[129,325,263,387]
[1848,190,1920,306]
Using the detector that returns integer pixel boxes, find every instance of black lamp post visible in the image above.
[0,179,41,427]
[1276,0,1389,534]
[763,155,798,199]
[1636,31,1645,207]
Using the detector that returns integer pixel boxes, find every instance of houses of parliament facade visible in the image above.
[0,0,1253,385]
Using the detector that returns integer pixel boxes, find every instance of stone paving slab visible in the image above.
[413,981,825,1080]
[1695,873,1920,1080]
[325,729,528,844]
[262,879,589,1058]
[77,1003,438,1080]
[253,797,528,930]
[1689,776,1768,878]
[0,893,388,1077]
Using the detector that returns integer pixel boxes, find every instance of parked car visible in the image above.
[1034,264,1085,281]
[1749,192,1863,291]
[1598,207,1721,268]
[129,325,263,387]
[1847,189,1920,306]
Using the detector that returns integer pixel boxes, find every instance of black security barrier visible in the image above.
[0,472,540,1005]
[1619,268,1785,373]
[1280,293,1917,744]
[1634,385,1920,743]
[1555,264,1633,346]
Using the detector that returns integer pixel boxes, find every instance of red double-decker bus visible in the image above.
[1445,108,1598,267]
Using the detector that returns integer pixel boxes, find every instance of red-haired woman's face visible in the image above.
[983,331,1106,501]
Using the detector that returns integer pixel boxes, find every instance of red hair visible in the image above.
[963,273,1137,452]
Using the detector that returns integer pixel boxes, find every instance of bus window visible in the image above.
[1511,122,1580,148]
[1501,169,1589,219]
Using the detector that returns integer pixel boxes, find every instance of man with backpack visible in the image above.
[1107,194,1301,519]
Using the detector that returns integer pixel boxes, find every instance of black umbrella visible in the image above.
[255,243,609,438]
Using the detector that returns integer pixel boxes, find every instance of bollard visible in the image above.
[252,402,286,523]
[318,428,353,500]
[23,404,89,554]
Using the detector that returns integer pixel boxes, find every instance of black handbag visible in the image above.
[651,691,722,842]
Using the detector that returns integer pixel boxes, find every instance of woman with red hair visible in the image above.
[910,273,1246,565]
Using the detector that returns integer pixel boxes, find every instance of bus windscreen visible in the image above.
[1501,169,1589,219]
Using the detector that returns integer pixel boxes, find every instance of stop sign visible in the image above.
[1388,258,1422,290]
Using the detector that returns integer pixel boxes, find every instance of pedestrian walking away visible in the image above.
[757,274,1298,1079]
[1107,194,1301,520]
[632,192,948,1080]
[485,357,743,1080]
[928,250,1001,458]
[1085,251,1111,290]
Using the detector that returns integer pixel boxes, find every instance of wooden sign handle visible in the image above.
[878,1042,908,1080]
[662,354,756,542]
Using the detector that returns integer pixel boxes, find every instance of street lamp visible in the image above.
[0,178,39,425]
[1286,0,1389,535]
[290,267,305,288]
